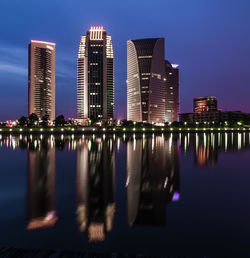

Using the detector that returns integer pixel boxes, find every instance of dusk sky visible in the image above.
[0,0,250,121]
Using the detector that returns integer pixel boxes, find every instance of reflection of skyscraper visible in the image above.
[28,40,56,121]
[77,26,114,120]
[76,138,115,242]
[27,138,57,230]
[127,135,180,226]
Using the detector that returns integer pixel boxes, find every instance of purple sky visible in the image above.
[0,0,250,121]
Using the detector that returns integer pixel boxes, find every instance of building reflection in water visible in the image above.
[76,137,115,242]
[126,134,180,226]
[27,137,57,230]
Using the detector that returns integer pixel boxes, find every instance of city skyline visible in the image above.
[0,0,250,121]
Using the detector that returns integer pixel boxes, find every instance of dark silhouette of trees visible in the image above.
[28,113,39,127]
[55,115,66,127]
[18,116,27,127]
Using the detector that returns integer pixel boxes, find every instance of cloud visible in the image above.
[0,42,27,76]
[0,62,27,76]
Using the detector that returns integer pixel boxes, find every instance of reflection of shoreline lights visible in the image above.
[117,138,120,151]
[238,133,242,150]
[225,133,228,151]
[169,134,173,149]
[1,132,250,154]
[196,133,198,151]
[184,135,187,153]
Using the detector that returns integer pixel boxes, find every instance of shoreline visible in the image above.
[0,126,249,135]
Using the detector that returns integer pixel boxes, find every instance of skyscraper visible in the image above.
[28,40,56,122]
[165,62,179,122]
[127,38,179,124]
[127,38,166,123]
[77,26,114,121]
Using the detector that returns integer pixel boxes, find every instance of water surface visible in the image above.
[0,133,250,256]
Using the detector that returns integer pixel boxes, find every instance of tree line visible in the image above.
[18,114,67,127]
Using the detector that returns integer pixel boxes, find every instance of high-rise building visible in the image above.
[165,62,179,122]
[77,26,114,121]
[28,40,56,122]
[193,96,217,113]
[127,38,166,123]
[127,38,179,124]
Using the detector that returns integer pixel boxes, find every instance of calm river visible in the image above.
[0,132,250,256]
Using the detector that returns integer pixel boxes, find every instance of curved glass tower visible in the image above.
[77,26,114,121]
[127,38,180,123]
[127,38,166,124]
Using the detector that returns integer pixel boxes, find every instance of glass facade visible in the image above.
[28,40,56,121]
[77,27,114,120]
[127,38,179,123]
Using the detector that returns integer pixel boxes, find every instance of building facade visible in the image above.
[77,26,114,121]
[180,96,219,124]
[127,38,179,124]
[194,96,217,113]
[165,61,179,122]
[28,40,56,122]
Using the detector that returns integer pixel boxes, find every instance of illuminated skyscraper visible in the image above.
[165,62,179,122]
[77,26,114,121]
[127,38,179,123]
[127,38,166,123]
[28,40,56,121]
